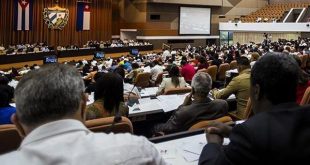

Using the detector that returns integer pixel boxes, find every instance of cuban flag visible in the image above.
[77,2,90,31]
[15,0,33,31]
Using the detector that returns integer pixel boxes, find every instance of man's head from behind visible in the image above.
[13,64,86,136]
[191,72,212,100]
[236,56,250,72]
[250,52,299,114]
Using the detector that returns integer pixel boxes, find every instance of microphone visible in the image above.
[127,83,138,107]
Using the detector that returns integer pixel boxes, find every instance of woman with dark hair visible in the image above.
[197,56,209,71]
[85,73,128,120]
[156,65,187,95]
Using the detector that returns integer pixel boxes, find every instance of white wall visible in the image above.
[219,22,310,32]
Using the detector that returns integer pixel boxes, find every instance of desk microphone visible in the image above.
[127,83,138,106]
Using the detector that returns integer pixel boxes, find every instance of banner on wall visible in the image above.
[43,5,69,30]
[76,2,91,31]
[15,0,33,31]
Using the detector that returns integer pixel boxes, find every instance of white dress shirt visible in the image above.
[0,119,166,165]
[150,65,164,82]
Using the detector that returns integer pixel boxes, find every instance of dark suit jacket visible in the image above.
[199,103,310,165]
[154,98,228,134]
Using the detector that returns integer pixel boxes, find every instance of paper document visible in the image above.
[182,150,200,162]
[157,147,177,160]
[182,141,206,155]
[157,94,187,112]
[140,87,158,97]
[87,92,94,105]
[138,99,162,112]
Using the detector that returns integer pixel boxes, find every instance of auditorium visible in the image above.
[1,0,310,164]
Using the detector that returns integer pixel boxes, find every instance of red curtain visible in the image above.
[0,0,112,47]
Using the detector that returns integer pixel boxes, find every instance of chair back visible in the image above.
[164,87,191,95]
[217,63,230,81]
[301,55,308,69]
[230,60,237,70]
[189,116,233,131]
[154,72,164,87]
[300,86,310,105]
[135,72,151,88]
[244,98,253,119]
[206,65,218,81]
[0,124,22,154]
[85,116,133,134]
[229,98,253,120]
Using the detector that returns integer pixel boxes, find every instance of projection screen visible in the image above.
[179,7,211,35]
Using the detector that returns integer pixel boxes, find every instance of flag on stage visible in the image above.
[15,0,33,31]
[77,2,90,31]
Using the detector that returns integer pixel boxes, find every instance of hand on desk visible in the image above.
[205,121,232,145]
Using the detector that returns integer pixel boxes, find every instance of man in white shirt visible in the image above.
[150,60,164,84]
[0,64,165,165]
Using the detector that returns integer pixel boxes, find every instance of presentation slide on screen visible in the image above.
[179,7,211,35]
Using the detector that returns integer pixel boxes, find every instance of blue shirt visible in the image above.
[0,106,16,125]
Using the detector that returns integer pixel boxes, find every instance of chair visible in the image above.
[0,124,22,154]
[300,86,310,105]
[134,72,151,88]
[154,72,164,87]
[188,116,233,131]
[230,60,237,70]
[85,116,133,134]
[217,63,230,81]
[229,98,253,120]
[206,65,218,82]
[301,55,308,69]
[164,87,192,95]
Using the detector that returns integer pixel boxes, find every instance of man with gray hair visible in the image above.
[0,64,165,165]
[154,72,228,134]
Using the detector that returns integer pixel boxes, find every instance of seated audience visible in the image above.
[0,85,16,125]
[224,53,234,64]
[164,59,174,72]
[199,52,310,165]
[250,52,260,68]
[114,67,140,99]
[211,53,222,68]
[125,63,143,83]
[84,66,98,80]
[157,65,187,95]
[86,73,128,120]
[197,56,209,71]
[213,57,251,117]
[150,60,164,84]
[180,60,196,84]
[85,72,106,94]
[0,64,164,164]
[153,72,228,134]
